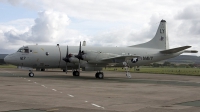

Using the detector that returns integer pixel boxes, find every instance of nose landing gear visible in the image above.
[28,70,34,77]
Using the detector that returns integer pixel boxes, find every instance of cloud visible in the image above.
[0,0,40,10]
[3,10,70,43]
[0,1,200,56]
[0,10,91,53]
[176,4,200,20]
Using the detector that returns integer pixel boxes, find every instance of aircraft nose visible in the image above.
[4,55,11,64]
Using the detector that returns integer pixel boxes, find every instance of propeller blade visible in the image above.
[63,45,70,74]
[79,41,81,54]
[67,45,68,57]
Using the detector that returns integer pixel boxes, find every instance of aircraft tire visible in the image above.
[73,71,80,76]
[75,71,80,76]
[98,72,104,79]
[29,72,34,77]
[73,71,76,76]
[41,69,45,71]
[95,73,99,78]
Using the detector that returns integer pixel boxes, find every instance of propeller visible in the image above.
[63,46,70,74]
[75,42,83,72]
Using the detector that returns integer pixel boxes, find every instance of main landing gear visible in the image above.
[123,61,132,78]
[73,70,80,76]
[95,72,104,79]
[28,70,34,77]
[72,70,104,79]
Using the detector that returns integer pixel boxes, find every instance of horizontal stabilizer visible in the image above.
[184,50,198,53]
[160,46,191,54]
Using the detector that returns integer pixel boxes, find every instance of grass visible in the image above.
[104,66,200,76]
[0,64,17,68]
[1,64,200,76]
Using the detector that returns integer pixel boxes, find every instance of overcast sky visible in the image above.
[0,0,199,55]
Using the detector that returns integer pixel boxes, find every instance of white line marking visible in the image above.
[85,101,88,102]
[92,103,101,108]
[68,94,74,97]
[34,82,37,84]
[60,92,62,93]
[52,89,57,91]
[41,85,47,88]
[28,80,31,81]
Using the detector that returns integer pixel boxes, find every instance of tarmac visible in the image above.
[1,68,200,112]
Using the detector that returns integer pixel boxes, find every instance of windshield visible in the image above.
[17,47,29,53]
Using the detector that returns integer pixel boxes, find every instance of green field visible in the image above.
[1,64,200,76]
[104,67,200,76]
[0,64,17,68]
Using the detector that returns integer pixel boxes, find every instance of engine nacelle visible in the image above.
[82,50,100,61]
[69,56,79,63]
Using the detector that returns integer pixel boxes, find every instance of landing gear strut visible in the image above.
[28,70,34,77]
[95,72,104,79]
[123,61,132,78]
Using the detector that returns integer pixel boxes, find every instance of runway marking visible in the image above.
[41,85,47,88]
[52,89,57,91]
[28,80,31,81]
[85,101,88,102]
[92,103,105,109]
[68,94,74,97]
[34,82,37,84]
[60,92,62,93]
[92,103,101,107]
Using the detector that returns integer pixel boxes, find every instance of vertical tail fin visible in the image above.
[130,20,169,49]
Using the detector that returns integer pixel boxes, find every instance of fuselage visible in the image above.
[4,45,182,69]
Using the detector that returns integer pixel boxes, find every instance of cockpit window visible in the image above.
[17,47,29,53]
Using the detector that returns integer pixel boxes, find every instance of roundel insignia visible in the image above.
[131,58,138,63]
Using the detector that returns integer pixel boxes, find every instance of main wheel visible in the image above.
[95,72,99,78]
[75,71,80,76]
[41,68,45,71]
[73,71,80,76]
[98,72,104,79]
[29,72,34,77]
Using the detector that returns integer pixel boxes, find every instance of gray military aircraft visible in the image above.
[4,20,197,79]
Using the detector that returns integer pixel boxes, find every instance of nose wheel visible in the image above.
[28,70,34,77]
